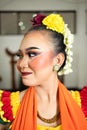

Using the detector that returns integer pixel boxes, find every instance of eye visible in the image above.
[16,53,23,59]
[27,52,40,58]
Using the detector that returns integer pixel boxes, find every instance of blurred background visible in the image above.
[0,0,87,91]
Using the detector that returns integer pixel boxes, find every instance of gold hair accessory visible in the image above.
[37,111,60,124]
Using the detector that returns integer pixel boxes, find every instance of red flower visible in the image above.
[80,86,87,117]
[1,91,14,121]
[31,13,46,26]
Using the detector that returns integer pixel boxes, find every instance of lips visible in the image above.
[21,72,32,76]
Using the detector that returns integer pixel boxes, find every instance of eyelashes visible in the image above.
[27,52,39,57]
[16,51,41,59]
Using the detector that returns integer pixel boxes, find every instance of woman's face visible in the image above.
[16,31,57,86]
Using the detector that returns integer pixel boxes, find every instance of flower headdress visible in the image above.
[31,13,74,75]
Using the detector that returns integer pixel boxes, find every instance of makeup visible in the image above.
[21,72,32,76]
[28,50,54,71]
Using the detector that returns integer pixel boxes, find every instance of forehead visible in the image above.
[20,31,54,51]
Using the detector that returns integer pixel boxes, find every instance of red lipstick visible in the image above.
[21,72,32,76]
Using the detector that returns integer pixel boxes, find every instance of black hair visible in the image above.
[26,25,67,71]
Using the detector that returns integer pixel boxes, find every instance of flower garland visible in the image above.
[32,13,74,75]
[1,91,12,122]
[10,91,20,119]
[0,90,20,123]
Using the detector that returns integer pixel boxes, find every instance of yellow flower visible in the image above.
[42,14,65,34]
[10,91,20,118]
[0,101,3,110]
[71,91,81,107]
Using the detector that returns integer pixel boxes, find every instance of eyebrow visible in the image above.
[18,47,40,53]
[26,47,40,51]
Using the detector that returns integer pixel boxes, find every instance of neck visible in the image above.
[34,76,59,102]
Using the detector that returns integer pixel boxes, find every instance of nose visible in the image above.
[19,56,29,69]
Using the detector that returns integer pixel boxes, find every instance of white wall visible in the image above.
[0,0,87,90]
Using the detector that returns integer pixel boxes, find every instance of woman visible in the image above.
[0,13,87,130]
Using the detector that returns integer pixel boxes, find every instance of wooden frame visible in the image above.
[0,10,76,35]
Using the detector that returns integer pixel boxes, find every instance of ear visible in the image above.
[54,53,65,67]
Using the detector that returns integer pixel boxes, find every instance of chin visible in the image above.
[22,79,36,87]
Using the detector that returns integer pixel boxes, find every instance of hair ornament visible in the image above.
[31,13,46,26]
[59,24,74,75]
[42,14,65,34]
[31,13,74,75]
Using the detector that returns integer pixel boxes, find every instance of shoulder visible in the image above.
[20,89,27,101]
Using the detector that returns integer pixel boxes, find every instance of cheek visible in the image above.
[16,61,21,72]
[29,54,53,70]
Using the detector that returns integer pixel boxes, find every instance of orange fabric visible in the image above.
[11,87,37,130]
[11,81,87,130]
[58,80,87,130]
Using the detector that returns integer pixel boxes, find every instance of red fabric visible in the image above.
[11,81,87,130]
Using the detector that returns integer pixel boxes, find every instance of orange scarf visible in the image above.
[58,81,87,130]
[11,87,37,130]
[11,80,87,130]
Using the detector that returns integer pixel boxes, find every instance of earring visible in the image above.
[53,64,59,71]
